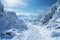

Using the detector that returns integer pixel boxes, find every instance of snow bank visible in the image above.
[0,1,28,39]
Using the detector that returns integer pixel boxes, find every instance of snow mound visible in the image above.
[56,18,60,22]
[0,1,28,39]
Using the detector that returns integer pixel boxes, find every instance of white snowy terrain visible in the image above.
[0,0,60,40]
[0,1,28,40]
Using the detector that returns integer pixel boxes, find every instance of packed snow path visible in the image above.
[7,22,60,40]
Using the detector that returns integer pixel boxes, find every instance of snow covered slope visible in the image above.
[0,1,28,39]
[12,0,60,40]
[0,0,60,40]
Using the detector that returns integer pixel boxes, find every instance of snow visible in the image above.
[0,1,4,11]
[51,31,60,38]
[0,0,60,40]
[56,18,60,22]
[10,22,60,40]
[0,1,28,39]
[57,6,60,12]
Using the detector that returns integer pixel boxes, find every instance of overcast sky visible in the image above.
[1,0,57,16]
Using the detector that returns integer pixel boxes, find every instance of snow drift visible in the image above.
[0,1,28,39]
[0,0,60,40]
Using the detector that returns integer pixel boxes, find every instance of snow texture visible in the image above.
[0,1,28,39]
[0,0,60,40]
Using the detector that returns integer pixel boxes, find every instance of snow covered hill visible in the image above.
[0,0,60,40]
[18,15,38,23]
[0,1,28,39]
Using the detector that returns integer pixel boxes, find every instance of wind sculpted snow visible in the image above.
[0,0,60,40]
[0,1,28,39]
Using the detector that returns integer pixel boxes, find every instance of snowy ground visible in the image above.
[0,0,60,40]
[1,22,60,40]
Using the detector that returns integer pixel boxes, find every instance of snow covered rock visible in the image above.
[51,31,60,38]
[58,0,60,5]
[56,18,60,22]
[57,6,60,12]
[42,5,57,25]
[0,1,28,39]
[0,1,4,12]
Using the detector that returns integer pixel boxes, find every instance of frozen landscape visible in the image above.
[0,0,60,40]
